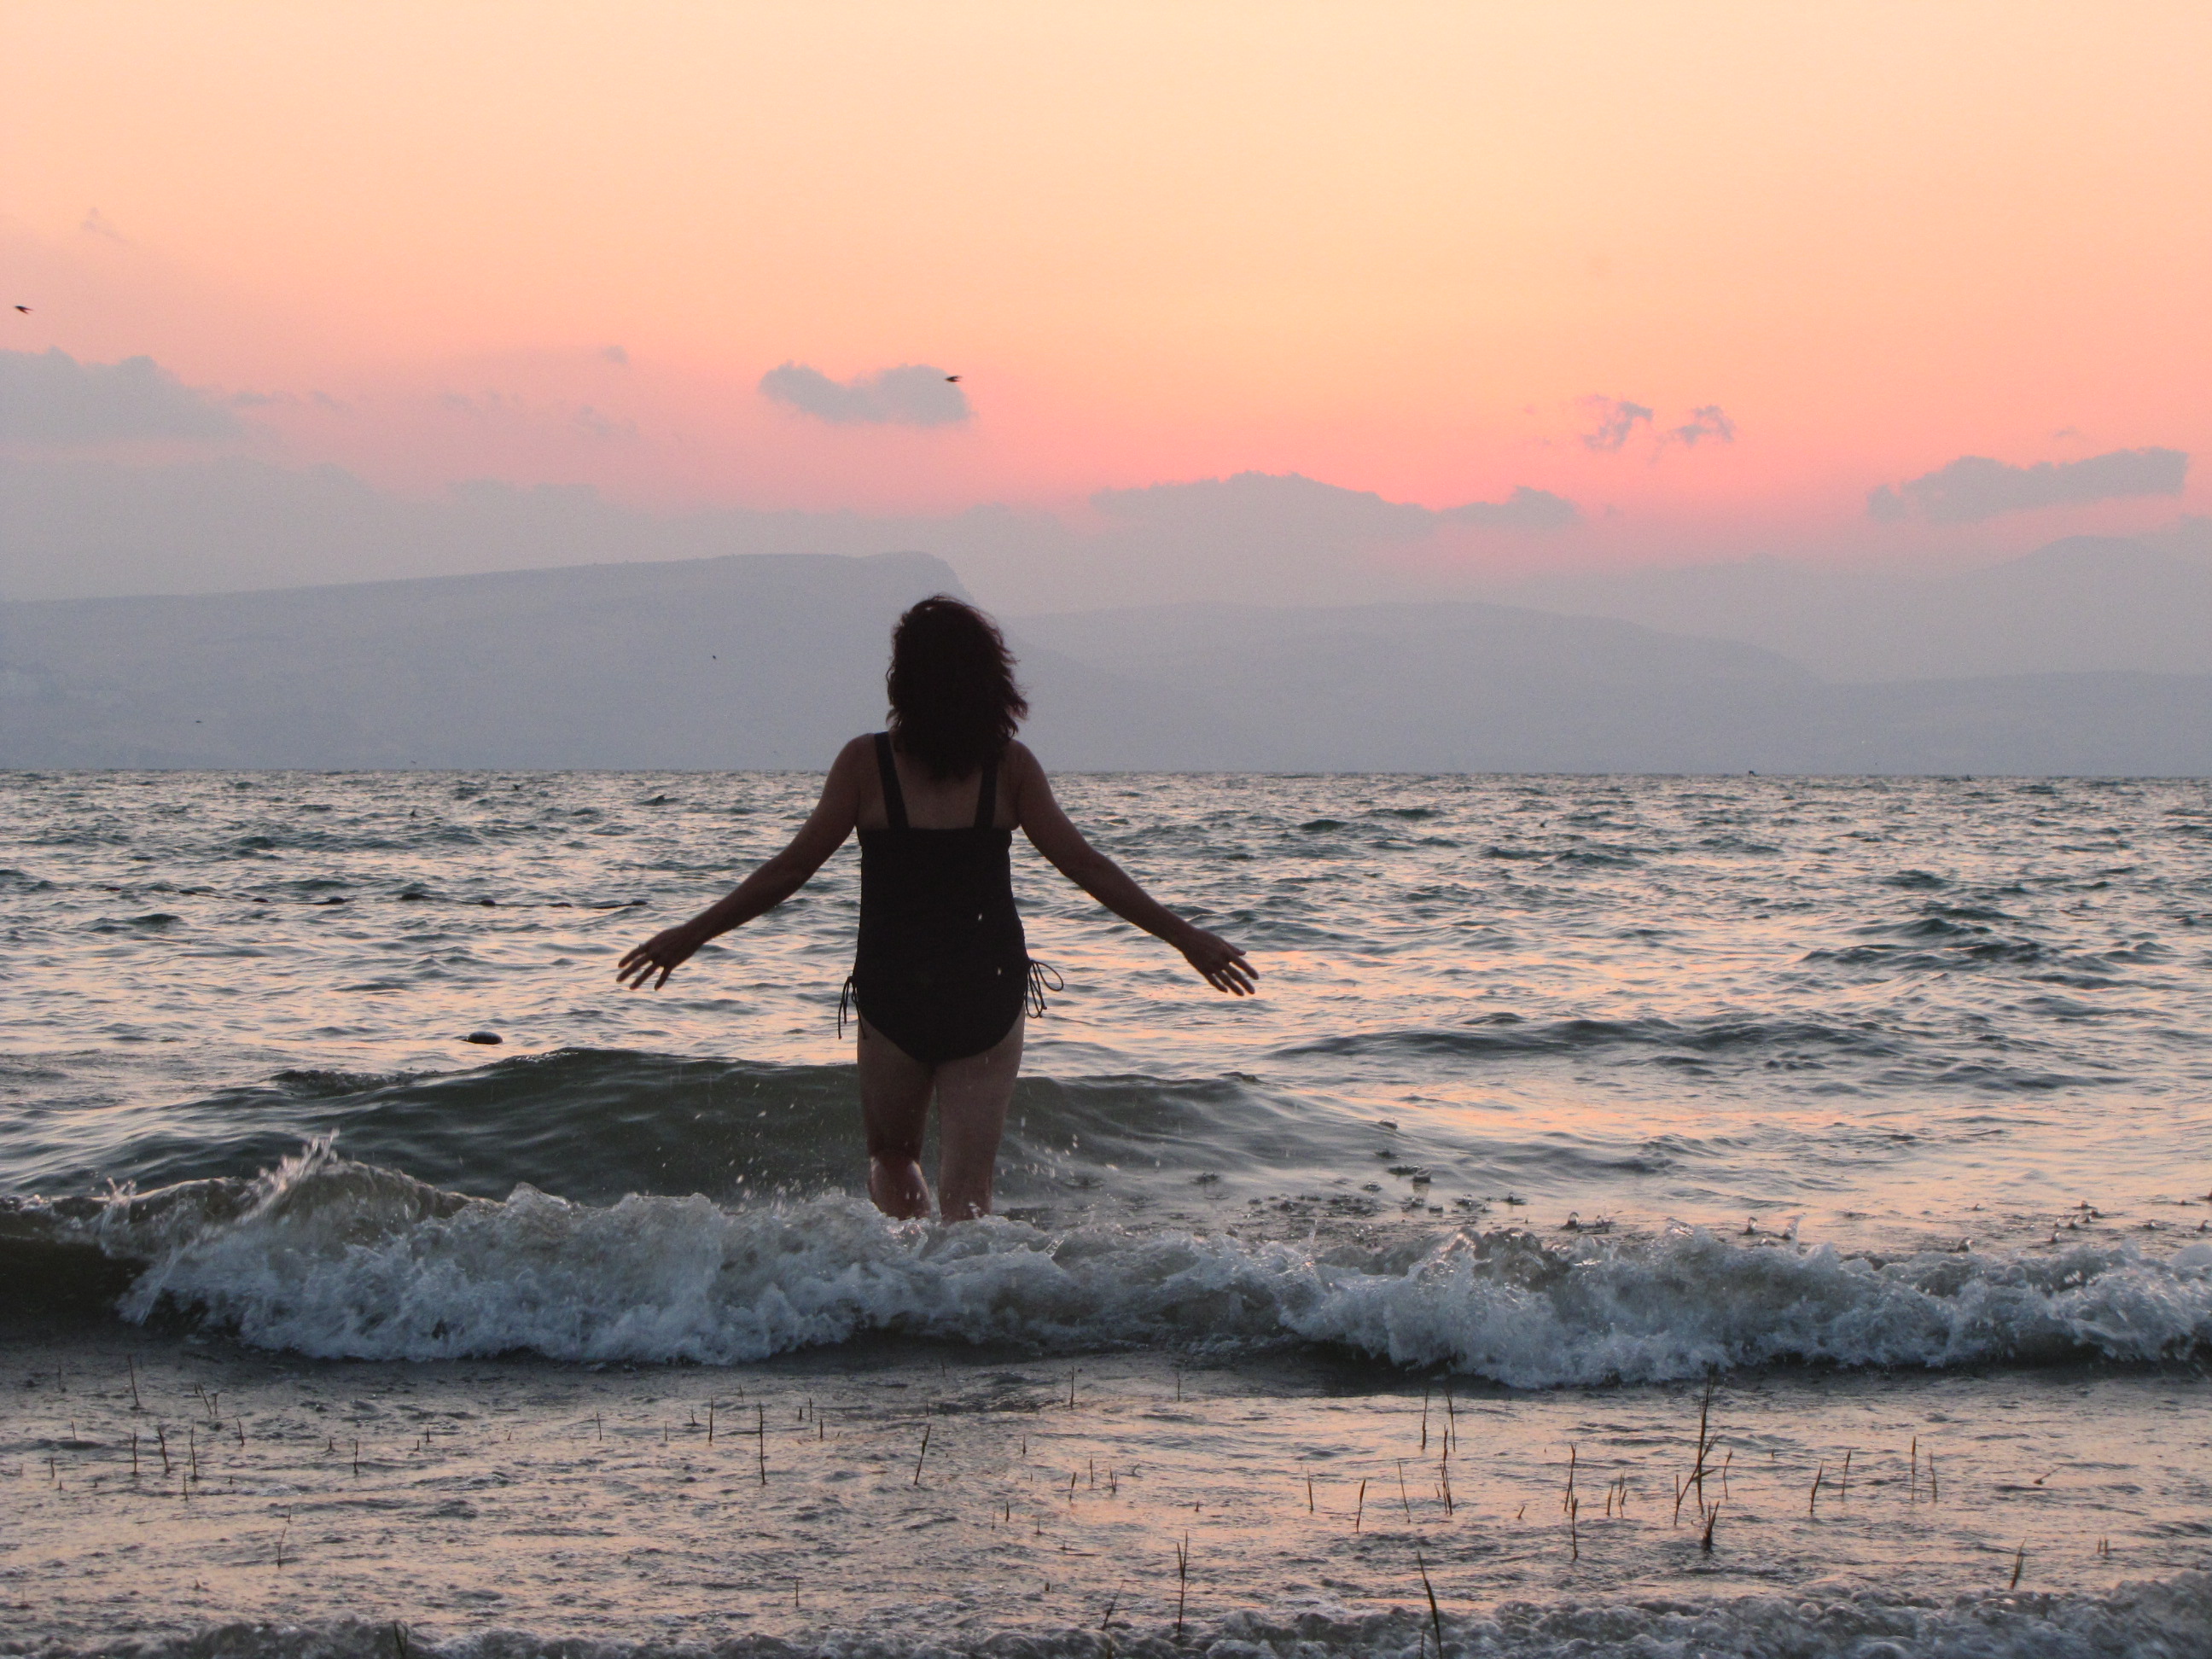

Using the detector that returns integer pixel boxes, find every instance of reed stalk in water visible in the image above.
[912,1421,931,1487]
[1354,1477,1367,1533]
[1416,1548,1444,1658]
[1173,1532,1190,1635]
[2010,1541,2026,1588]
[1690,1378,1714,1513]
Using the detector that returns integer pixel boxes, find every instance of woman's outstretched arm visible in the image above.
[1010,743,1257,996]
[616,736,870,990]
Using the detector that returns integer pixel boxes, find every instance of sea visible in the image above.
[3,768,2209,1657]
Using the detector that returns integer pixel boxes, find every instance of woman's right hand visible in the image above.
[1179,928,1258,997]
[617,924,705,991]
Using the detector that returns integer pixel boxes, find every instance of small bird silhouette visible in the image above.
[12,306,28,314]
[945,375,960,382]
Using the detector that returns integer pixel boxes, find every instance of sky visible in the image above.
[3,1,2209,581]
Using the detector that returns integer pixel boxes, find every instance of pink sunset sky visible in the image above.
[3,1,2208,575]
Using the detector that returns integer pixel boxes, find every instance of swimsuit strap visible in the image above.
[872,732,909,830]
[974,751,1000,829]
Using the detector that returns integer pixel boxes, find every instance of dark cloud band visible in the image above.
[0,348,239,445]
[759,362,969,427]
[1870,447,2189,524]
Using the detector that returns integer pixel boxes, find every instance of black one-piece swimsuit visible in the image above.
[847,734,1033,1064]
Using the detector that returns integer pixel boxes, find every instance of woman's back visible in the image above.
[856,739,1016,831]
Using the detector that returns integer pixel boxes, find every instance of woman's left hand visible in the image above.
[1180,929,1258,996]
[617,925,704,990]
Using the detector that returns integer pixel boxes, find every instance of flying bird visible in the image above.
[12,306,28,314]
[946,375,960,382]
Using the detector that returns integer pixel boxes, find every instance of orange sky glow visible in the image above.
[4,1,2209,564]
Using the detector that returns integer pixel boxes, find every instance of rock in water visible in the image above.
[463,1031,503,1045]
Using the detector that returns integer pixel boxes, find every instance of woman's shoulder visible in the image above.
[830,733,882,773]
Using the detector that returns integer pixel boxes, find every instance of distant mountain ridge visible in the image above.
[2,549,2207,774]
[1491,533,2212,680]
[0,552,960,769]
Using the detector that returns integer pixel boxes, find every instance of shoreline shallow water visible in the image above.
[7,1314,2211,1656]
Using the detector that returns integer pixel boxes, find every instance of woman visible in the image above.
[617,596,1255,1221]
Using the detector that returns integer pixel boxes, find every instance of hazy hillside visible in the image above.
[1492,533,2212,680]
[0,552,959,768]
[3,551,2208,773]
[1015,601,2212,774]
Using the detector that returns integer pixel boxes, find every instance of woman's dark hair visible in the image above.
[886,596,1027,778]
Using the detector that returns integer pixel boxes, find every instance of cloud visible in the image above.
[0,348,239,445]
[436,389,514,417]
[1440,486,1580,530]
[1666,405,1736,447]
[573,404,638,441]
[601,345,629,366]
[1094,471,1577,541]
[1578,396,1655,453]
[758,361,969,426]
[1868,446,2189,525]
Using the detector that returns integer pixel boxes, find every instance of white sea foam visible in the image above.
[96,1147,2212,1383]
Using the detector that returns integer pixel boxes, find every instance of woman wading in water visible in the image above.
[617,596,1256,1220]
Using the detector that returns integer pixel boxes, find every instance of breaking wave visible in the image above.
[17,1142,2212,1384]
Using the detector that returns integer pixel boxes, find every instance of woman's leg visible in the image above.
[857,1017,934,1219]
[934,1015,1024,1221]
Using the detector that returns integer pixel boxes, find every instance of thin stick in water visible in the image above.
[1173,1532,1190,1636]
[1416,1548,1445,1658]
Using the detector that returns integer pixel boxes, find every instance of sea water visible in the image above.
[3,769,2210,1656]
